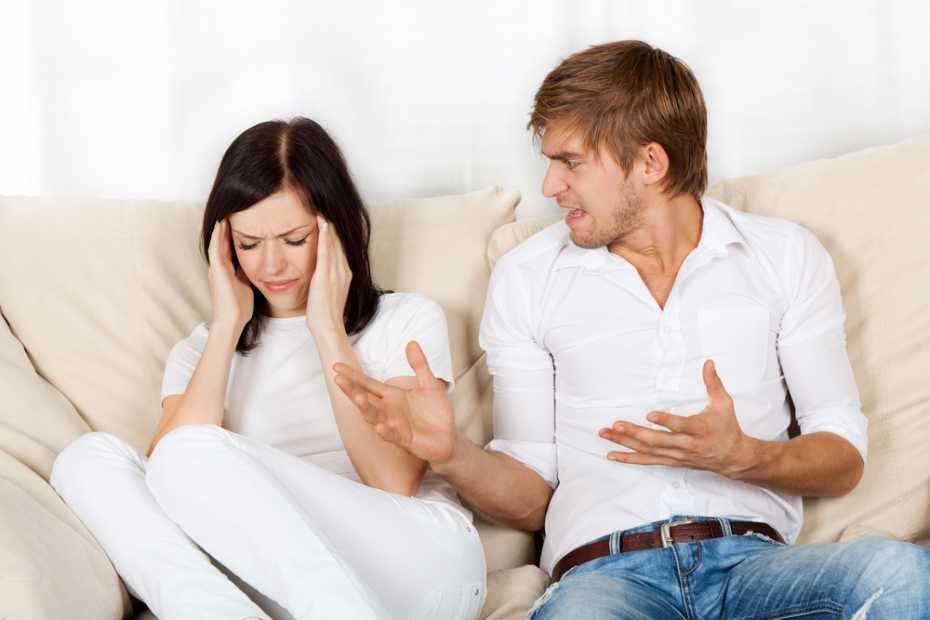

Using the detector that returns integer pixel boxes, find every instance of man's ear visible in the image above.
[639,142,670,189]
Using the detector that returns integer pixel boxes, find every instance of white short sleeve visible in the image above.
[778,226,868,463]
[160,323,209,401]
[366,294,455,390]
[479,256,558,488]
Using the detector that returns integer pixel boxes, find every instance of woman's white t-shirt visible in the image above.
[160,292,470,520]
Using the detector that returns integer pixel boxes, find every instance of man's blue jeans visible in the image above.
[530,516,930,619]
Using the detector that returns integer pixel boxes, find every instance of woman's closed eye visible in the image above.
[285,235,309,247]
[237,235,309,251]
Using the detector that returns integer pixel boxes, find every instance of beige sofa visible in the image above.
[1,134,929,619]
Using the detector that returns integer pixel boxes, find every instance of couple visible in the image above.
[51,40,929,619]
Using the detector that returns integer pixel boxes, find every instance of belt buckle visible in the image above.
[660,518,697,549]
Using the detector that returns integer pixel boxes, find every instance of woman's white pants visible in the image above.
[50,425,486,620]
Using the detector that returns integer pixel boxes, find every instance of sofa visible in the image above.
[1,133,928,619]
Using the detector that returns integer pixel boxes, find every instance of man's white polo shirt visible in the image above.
[480,197,867,575]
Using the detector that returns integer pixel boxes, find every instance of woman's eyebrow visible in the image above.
[231,224,313,240]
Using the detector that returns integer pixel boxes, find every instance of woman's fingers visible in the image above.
[315,214,351,280]
[316,215,329,265]
[218,220,228,262]
[208,220,221,263]
[210,219,236,270]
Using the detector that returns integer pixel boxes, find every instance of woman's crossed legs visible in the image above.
[51,425,485,620]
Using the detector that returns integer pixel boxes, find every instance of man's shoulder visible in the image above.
[708,198,821,260]
[493,220,572,276]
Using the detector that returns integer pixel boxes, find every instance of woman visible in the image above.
[50,118,486,620]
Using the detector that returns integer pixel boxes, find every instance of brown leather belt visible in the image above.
[552,519,784,582]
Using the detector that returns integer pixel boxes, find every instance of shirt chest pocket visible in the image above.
[698,305,770,393]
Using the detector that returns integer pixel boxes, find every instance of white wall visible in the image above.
[2,0,928,217]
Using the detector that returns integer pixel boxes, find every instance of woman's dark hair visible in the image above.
[201,117,383,354]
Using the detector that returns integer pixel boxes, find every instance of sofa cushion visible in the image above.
[487,134,930,545]
[0,310,91,479]
[0,450,127,619]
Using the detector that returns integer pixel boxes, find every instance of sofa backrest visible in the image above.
[0,186,517,462]
[487,135,930,544]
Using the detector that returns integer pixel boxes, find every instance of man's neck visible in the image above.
[608,193,703,276]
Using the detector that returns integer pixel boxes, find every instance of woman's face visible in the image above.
[228,187,319,318]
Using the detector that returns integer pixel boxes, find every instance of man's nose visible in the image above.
[541,163,567,198]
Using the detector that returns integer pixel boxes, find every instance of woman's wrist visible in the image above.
[309,321,349,349]
[208,319,243,343]
[307,315,347,339]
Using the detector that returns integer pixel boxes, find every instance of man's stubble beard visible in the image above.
[571,184,644,249]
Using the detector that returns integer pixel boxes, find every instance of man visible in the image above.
[334,40,929,617]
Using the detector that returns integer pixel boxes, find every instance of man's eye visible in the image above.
[566,160,580,170]
[237,242,258,251]
[285,236,309,247]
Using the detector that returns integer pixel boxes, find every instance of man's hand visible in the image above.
[598,359,756,479]
[332,341,458,466]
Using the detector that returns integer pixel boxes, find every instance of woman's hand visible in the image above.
[305,215,352,336]
[207,218,254,335]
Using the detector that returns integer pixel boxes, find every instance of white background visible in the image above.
[2,0,928,217]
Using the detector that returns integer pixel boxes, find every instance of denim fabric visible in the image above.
[530,515,930,619]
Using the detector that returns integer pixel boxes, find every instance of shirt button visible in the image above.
[671,481,682,489]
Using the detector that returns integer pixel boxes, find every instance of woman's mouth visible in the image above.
[263,279,297,293]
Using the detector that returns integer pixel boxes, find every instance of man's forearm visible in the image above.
[731,431,864,497]
[432,434,553,531]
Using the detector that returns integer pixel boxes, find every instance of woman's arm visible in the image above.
[148,219,252,456]
[315,329,428,495]
[147,322,240,456]
[306,217,427,495]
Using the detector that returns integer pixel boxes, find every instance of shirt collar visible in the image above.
[697,197,749,257]
[552,197,748,271]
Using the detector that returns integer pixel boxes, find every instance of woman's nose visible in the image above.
[261,242,287,275]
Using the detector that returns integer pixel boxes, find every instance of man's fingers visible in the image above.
[605,422,691,450]
[647,411,693,434]
[333,373,357,399]
[405,341,437,388]
[374,423,399,444]
[607,451,682,468]
[366,393,386,413]
[598,427,687,460]
[702,359,729,402]
[335,376,386,425]
[333,362,388,398]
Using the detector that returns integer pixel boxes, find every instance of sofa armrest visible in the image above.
[0,450,127,620]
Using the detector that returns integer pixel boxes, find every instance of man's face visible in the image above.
[540,123,644,249]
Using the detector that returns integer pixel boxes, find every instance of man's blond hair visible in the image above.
[529,40,708,199]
